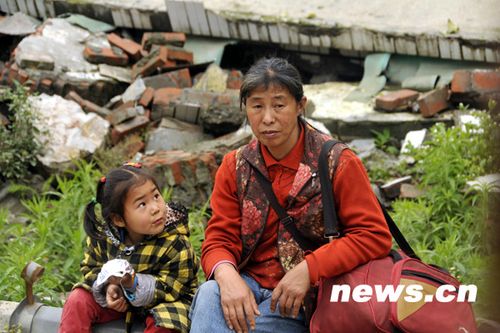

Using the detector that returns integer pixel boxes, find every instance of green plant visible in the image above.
[0,82,43,181]
[371,128,399,156]
[189,200,210,284]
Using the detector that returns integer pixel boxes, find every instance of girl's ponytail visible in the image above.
[83,177,106,240]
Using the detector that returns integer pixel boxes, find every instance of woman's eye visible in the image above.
[274,104,284,109]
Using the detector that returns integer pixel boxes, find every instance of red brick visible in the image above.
[168,68,191,88]
[124,139,145,157]
[83,45,129,66]
[471,70,500,93]
[165,46,193,64]
[38,78,53,94]
[417,86,449,118]
[375,89,419,111]
[131,46,168,79]
[107,33,142,62]
[152,87,182,120]
[138,87,155,108]
[111,115,150,145]
[451,70,471,93]
[17,69,29,84]
[141,32,186,51]
[7,64,18,85]
[226,69,243,90]
[65,91,85,106]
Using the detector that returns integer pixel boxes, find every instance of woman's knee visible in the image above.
[193,280,220,304]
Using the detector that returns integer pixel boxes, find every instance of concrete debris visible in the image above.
[0,12,41,36]
[98,64,132,83]
[145,118,211,154]
[29,94,110,171]
[63,14,115,33]
[380,176,413,199]
[122,78,146,103]
[400,129,427,154]
[466,174,500,193]
[348,139,377,160]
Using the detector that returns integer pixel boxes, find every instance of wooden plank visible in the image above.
[45,0,54,17]
[26,0,37,17]
[268,24,280,43]
[394,36,417,55]
[16,0,28,14]
[121,9,133,28]
[277,24,289,44]
[449,39,462,60]
[206,10,221,37]
[0,0,10,14]
[485,48,497,63]
[351,28,373,52]
[139,10,152,30]
[331,30,352,50]
[320,35,331,49]
[373,33,395,53]
[472,47,485,62]
[248,22,260,41]
[257,22,269,42]
[166,0,191,33]
[217,14,230,38]
[111,9,123,27]
[185,1,202,35]
[311,36,321,48]
[34,0,46,18]
[438,38,452,59]
[191,2,211,36]
[461,45,474,61]
[288,26,299,46]
[130,8,142,29]
[6,0,18,14]
[238,21,249,40]
[416,36,439,57]
[227,20,239,39]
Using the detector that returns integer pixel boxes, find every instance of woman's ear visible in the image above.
[298,96,307,116]
[111,214,126,228]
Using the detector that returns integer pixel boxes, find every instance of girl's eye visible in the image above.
[154,193,161,200]
[138,202,146,208]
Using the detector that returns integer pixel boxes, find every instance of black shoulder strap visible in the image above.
[319,140,419,259]
[252,168,317,251]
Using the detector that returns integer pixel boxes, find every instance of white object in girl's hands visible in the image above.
[95,259,134,288]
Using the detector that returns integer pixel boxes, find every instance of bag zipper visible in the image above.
[401,269,447,286]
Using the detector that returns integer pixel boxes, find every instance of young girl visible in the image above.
[59,162,199,333]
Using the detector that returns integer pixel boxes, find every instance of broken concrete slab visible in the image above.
[400,128,427,154]
[466,174,500,193]
[380,176,412,199]
[145,117,211,153]
[29,93,110,171]
[199,91,243,135]
[63,13,115,33]
[306,81,454,140]
[98,64,132,83]
[0,12,41,35]
[122,78,146,103]
[348,138,377,160]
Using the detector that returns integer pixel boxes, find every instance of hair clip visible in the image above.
[123,162,142,168]
[100,176,106,183]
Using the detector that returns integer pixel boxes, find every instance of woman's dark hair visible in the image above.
[240,57,304,110]
[84,164,160,240]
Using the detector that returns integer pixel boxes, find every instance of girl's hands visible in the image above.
[106,284,128,312]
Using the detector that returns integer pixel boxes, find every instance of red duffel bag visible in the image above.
[308,141,477,333]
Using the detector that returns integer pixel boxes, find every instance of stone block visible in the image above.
[380,176,412,199]
[175,102,200,124]
[18,52,54,70]
[107,102,143,125]
[417,86,449,118]
[82,100,110,118]
[375,89,419,111]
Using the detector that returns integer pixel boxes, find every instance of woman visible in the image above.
[189,57,392,333]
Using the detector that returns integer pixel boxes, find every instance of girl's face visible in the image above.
[245,84,306,160]
[112,179,166,244]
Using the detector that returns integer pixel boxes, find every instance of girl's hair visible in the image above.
[84,164,160,240]
[239,57,304,110]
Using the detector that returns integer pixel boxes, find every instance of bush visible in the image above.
[0,83,42,181]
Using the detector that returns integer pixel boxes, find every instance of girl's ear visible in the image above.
[111,214,126,228]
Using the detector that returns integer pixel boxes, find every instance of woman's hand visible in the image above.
[106,284,128,312]
[270,260,310,318]
[214,264,260,333]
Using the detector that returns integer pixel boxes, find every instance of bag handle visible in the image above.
[320,140,419,259]
[253,168,317,251]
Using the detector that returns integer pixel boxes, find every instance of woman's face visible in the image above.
[245,84,306,160]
